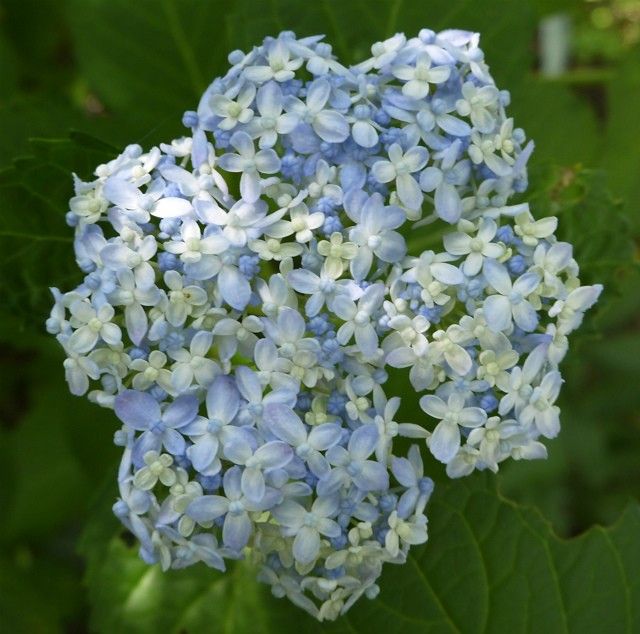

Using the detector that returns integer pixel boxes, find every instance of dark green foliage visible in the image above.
[80,475,640,633]
[0,0,638,632]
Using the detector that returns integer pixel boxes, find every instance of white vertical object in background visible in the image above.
[539,13,572,77]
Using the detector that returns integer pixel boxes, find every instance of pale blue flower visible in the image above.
[109,269,160,345]
[287,264,362,316]
[263,403,342,477]
[319,425,389,494]
[272,495,341,564]
[163,219,227,280]
[443,218,504,275]
[187,466,280,552]
[183,375,249,475]
[209,82,256,131]
[247,81,300,148]
[419,139,470,222]
[168,330,220,391]
[115,390,199,460]
[162,270,208,327]
[482,259,540,332]
[243,38,303,83]
[50,27,602,621]
[234,365,296,425]
[284,78,350,143]
[223,439,293,503]
[391,445,434,517]
[345,192,406,280]
[518,370,562,438]
[67,300,121,353]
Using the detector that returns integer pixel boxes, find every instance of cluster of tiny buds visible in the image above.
[48,29,601,620]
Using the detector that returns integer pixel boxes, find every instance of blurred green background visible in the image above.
[0,0,638,632]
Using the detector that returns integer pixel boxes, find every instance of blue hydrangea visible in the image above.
[48,29,601,621]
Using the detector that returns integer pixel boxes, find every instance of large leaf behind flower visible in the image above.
[1,0,602,330]
[80,474,640,633]
[0,134,116,330]
[65,0,599,165]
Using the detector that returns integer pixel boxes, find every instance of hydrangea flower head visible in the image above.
[48,29,601,620]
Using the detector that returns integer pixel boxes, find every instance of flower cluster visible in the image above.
[48,30,601,620]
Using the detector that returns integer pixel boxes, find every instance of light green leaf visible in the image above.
[602,47,640,231]
[80,474,640,633]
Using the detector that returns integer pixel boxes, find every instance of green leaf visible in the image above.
[65,0,232,147]
[0,334,118,541]
[528,165,634,289]
[602,47,640,231]
[80,475,640,633]
[64,0,538,147]
[226,0,537,86]
[0,547,85,634]
[0,134,115,329]
[0,32,18,99]
[62,0,603,195]
[509,78,600,167]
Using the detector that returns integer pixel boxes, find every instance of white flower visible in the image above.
[372,142,428,209]
[101,234,157,288]
[316,232,358,277]
[67,300,121,353]
[209,82,256,131]
[532,241,573,295]
[443,218,505,275]
[164,219,227,280]
[357,33,406,71]
[420,392,487,463]
[519,370,563,438]
[332,283,386,359]
[386,335,436,391]
[476,347,519,387]
[244,39,304,83]
[218,131,281,202]
[385,511,428,557]
[467,416,519,471]
[287,206,325,243]
[250,237,303,261]
[130,350,174,393]
[513,211,558,247]
[468,130,512,177]
[169,331,221,391]
[455,81,499,133]
[288,266,361,317]
[163,270,209,327]
[247,81,299,148]
[392,52,451,99]
[134,451,176,490]
[371,387,428,461]
[497,344,548,416]
[548,284,603,334]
